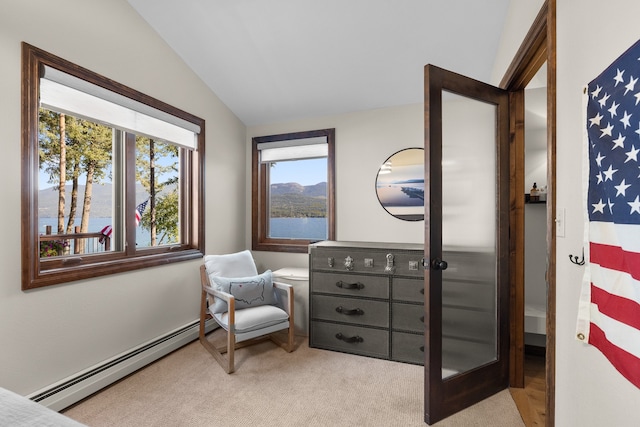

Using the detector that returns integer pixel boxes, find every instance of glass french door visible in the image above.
[423,65,510,424]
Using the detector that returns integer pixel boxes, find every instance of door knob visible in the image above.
[431,258,448,271]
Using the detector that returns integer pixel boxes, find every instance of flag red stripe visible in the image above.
[590,242,640,281]
[589,323,640,389]
[100,225,112,237]
[591,284,640,330]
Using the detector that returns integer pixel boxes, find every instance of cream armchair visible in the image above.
[198,250,295,373]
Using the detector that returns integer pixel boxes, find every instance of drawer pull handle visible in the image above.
[335,306,364,316]
[335,333,364,343]
[420,346,424,352]
[420,316,424,323]
[420,288,424,294]
[336,281,364,290]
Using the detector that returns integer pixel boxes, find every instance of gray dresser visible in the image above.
[309,241,425,365]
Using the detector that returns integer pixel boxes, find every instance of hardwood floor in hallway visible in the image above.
[510,351,546,426]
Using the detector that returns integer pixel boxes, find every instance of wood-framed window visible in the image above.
[252,129,335,253]
[21,43,205,290]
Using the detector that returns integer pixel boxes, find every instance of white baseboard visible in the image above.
[28,319,218,411]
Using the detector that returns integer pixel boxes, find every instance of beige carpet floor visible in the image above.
[63,331,524,427]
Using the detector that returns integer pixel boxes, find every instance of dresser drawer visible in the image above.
[443,305,495,340]
[443,278,494,312]
[442,250,495,284]
[312,295,389,328]
[311,322,389,359]
[392,332,424,365]
[311,272,389,299]
[392,303,425,333]
[393,277,424,302]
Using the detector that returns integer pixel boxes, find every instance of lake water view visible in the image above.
[269,217,327,240]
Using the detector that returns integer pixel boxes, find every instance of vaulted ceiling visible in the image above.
[127,0,512,126]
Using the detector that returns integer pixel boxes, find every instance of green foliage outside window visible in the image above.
[39,239,69,257]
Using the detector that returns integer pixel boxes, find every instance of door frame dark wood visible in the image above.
[424,65,511,425]
[499,1,556,426]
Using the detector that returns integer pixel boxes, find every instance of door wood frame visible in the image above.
[423,66,511,425]
[499,1,556,426]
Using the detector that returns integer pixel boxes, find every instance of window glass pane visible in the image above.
[38,109,115,257]
[135,137,181,247]
[268,157,328,241]
[37,110,184,256]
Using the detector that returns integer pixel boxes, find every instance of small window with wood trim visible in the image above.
[252,129,335,253]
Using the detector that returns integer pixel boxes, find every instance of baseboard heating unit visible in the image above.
[28,319,218,411]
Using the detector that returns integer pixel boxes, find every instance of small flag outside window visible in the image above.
[135,199,149,226]
[99,199,149,243]
[576,39,640,389]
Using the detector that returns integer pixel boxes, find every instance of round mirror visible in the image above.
[375,148,425,221]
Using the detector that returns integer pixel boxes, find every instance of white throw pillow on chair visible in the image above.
[203,250,258,278]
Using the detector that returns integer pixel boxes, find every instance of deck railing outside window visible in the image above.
[39,225,110,257]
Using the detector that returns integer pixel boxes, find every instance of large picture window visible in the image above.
[22,43,205,290]
[252,129,335,253]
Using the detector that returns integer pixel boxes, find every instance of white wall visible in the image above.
[491,0,546,86]
[554,1,640,425]
[524,202,547,311]
[247,104,426,271]
[524,92,548,325]
[0,0,246,396]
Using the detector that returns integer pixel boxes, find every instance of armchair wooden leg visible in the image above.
[268,326,295,353]
[286,325,294,352]
[199,306,236,373]
[199,337,231,374]
[226,329,235,373]
[199,332,236,374]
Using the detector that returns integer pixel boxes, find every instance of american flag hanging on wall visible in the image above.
[576,39,640,388]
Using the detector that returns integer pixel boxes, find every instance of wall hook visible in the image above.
[569,248,585,266]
